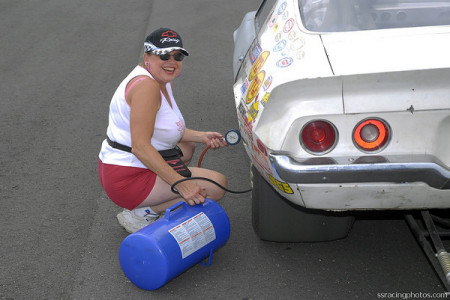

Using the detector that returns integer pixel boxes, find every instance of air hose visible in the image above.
[171,129,250,195]
[171,176,251,195]
[197,145,211,168]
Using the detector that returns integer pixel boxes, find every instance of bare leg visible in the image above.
[137,167,227,213]
[116,143,225,233]
[125,141,195,214]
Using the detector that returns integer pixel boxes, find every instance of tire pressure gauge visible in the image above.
[224,129,241,145]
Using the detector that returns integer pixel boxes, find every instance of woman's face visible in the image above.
[144,50,183,84]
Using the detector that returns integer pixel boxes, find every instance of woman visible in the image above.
[98,28,228,233]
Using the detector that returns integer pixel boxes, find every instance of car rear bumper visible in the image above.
[270,154,450,190]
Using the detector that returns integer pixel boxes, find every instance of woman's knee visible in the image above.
[208,172,227,200]
[216,172,227,188]
[188,167,227,200]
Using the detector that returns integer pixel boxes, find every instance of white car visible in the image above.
[233,0,450,242]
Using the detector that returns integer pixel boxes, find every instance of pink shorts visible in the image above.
[98,159,157,210]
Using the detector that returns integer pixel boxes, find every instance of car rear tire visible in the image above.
[251,165,355,242]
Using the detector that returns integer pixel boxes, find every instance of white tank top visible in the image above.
[99,65,186,169]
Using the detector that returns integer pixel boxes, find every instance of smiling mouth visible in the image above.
[163,67,175,73]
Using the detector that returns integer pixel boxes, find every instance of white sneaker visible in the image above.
[116,209,161,233]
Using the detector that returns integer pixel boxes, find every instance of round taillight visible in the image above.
[300,120,338,154]
[353,118,390,152]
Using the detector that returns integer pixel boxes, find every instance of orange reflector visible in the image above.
[353,119,390,152]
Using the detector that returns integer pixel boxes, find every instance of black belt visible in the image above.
[106,136,191,177]
[106,136,132,153]
[106,136,184,156]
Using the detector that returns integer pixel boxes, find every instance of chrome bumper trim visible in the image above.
[270,154,450,189]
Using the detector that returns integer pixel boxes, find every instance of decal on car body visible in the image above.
[276,57,293,68]
[252,143,272,174]
[263,76,273,91]
[268,174,294,194]
[248,51,270,81]
[277,1,287,15]
[248,101,259,122]
[240,79,249,95]
[260,92,270,108]
[249,42,262,65]
[246,70,265,104]
[273,40,287,52]
[283,18,295,33]
[268,13,278,29]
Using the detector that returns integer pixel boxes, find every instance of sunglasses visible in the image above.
[157,53,185,61]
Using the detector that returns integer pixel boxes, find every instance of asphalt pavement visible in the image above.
[0,1,448,299]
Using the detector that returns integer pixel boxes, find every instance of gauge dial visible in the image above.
[225,129,241,145]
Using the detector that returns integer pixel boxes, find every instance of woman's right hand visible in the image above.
[175,179,207,206]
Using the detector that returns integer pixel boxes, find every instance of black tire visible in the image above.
[251,165,355,242]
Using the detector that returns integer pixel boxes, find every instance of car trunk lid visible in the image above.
[342,68,450,114]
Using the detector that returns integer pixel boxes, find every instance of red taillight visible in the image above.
[300,120,337,154]
[353,118,390,152]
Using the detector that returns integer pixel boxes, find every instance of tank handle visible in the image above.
[164,201,187,221]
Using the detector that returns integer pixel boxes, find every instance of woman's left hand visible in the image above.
[202,132,228,149]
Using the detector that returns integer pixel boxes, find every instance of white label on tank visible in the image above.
[168,212,216,259]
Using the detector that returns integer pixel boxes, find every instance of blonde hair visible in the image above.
[138,51,152,68]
